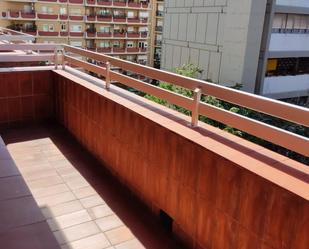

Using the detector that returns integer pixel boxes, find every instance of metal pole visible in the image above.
[106,61,111,90]
[54,48,58,69]
[61,49,65,70]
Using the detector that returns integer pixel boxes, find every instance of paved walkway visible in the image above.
[2,125,181,249]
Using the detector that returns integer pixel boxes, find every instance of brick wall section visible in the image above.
[52,71,308,249]
[0,70,54,128]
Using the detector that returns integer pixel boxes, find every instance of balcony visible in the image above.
[69,32,84,37]
[0,35,308,249]
[113,16,127,22]
[113,47,126,52]
[113,32,126,37]
[9,11,19,18]
[97,15,112,22]
[97,47,112,52]
[86,31,96,37]
[60,31,68,36]
[127,47,139,52]
[97,0,112,6]
[37,13,58,20]
[69,0,84,4]
[38,31,59,36]
[113,0,126,6]
[69,15,84,21]
[21,11,36,19]
[59,14,68,20]
[97,31,112,37]
[127,31,140,38]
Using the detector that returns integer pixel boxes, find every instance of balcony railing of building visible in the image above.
[86,31,148,38]
[87,46,147,53]
[2,11,149,24]
[0,40,308,158]
[17,0,150,8]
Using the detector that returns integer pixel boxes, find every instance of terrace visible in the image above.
[0,29,308,249]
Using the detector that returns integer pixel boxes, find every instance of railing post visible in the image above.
[54,48,58,69]
[191,88,202,127]
[61,49,66,70]
[105,61,111,90]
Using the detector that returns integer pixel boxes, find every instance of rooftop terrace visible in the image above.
[0,29,308,249]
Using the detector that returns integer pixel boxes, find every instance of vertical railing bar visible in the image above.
[191,87,202,127]
[106,61,111,90]
[54,48,58,69]
[61,49,66,70]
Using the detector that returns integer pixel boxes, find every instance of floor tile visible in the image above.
[95,215,123,232]
[53,221,100,245]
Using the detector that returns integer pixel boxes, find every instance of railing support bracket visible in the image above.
[191,88,202,127]
[106,61,111,90]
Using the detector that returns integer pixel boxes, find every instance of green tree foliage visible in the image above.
[145,63,309,164]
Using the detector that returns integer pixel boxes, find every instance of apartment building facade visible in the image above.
[0,0,156,66]
[149,0,164,68]
[161,0,309,100]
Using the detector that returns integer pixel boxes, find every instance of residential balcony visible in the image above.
[88,47,147,53]
[38,31,59,36]
[3,11,149,24]
[59,14,68,20]
[69,15,84,21]
[113,32,126,37]
[96,47,112,52]
[87,0,149,8]
[70,31,84,37]
[113,0,126,6]
[0,35,308,249]
[60,31,68,36]
[127,31,139,38]
[97,0,112,6]
[85,31,147,39]
[127,47,139,52]
[37,13,58,19]
[97,31,112,37]
[97,15,112,22]
[69,0,84,4]
[21,11,36,19]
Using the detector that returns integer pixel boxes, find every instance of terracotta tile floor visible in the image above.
[1,124,182,249]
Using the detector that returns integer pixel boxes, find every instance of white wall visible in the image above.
[269,33,309,52]
[276,0,309,8]
[263,74,309,97]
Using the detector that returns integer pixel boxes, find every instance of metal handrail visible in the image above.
[63,45,309,157]
[0,41,308,157]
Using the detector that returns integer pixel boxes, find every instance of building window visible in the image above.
[113,41,120,48]
[139,11,148,18]
[99,26,110,32]
[41,6,48,13]
[70,41,82,47]
[61,23,67,31]
[100,41,110,48]
[70,8,81,15]
[70,25,82,32]
[43,24,54,32]
[127,41,134,48]
[60,7,67,15]
[127,11,134,18]
[138,41,147,48]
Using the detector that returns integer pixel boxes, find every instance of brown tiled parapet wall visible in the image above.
[0,70,54,128]
[53,70,309,249]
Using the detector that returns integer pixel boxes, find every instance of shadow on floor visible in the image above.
[1,122,186,249]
